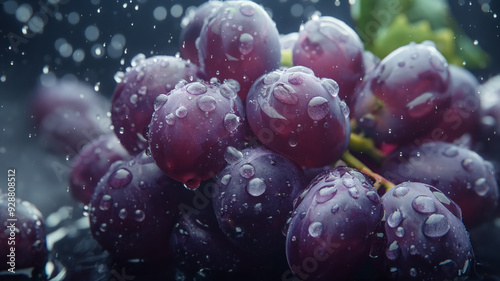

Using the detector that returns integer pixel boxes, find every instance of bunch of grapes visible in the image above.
[12,1,500,280]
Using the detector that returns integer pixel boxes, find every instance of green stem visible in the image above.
[348,133,386,165]
[341,150,395,192]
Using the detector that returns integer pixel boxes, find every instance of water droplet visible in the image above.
[307,96,330,120]
[412,195,437,214]
[348,187,360,198]
[316,185,338,203]
[118,208,127,220]
[409,245,418,255]
[442,146,459,157]
[339,101,350,118]
[131,53,146,67]
[238,33,254,55]
[129,94,138,106]
[99,195,112,211]
[239,164,255,179]
[342,176,355,187]
[409,268,417,277]
[134,209,146,222]
[247,178,266,197]
[175,106,188,118]
[197,95,217,112]
[387,209,403,228]
[254,203,262,214]
[395,226,405,237]
[224,146,243,164]
[410,52,419,60]
[263,72,281,85]
[108,168,132,189]
[224,113,240,133]
[474,177,489,196]
[461,158,474,172]
[273,83,298,105]
[430,55,446,72]
[186,82,207,95]
[423,214,450,237]
[288,72,304,85]
[366,191,380,204]
[119,127,125,135]
[221,174,232,185]
[397,61,406,67]
[386,240,400,260]
[288,134,298,147]
[393,186,409,197]
[308,222,323,237]
[220,83,237,99]
[439,259,458,279]
[165,113,175,125]
[100,223,107,232]
[154,94,168,111]
[406,92,436,118]
[136,71,145,82]
[239,3,256,16]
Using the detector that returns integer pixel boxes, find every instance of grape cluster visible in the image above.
[25,1,500,281]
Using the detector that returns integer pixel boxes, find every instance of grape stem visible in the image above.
[341,150,395,192]
[348,133,386,165]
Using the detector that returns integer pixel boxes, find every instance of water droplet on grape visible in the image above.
[186,82,207,95]
[129,94,138,105]
[165,113,175,125]
[439,259,458,278]
[406,92,436,118]
[254,203,262,214]
[247,178,266,197]
[288,134,298,147]
[99,195,112,211]
[220,83,237,99]
[224,146,243,164]
[240,164,255,179]
[366,191,380,204]
[348,187,360,198]
[307,96,330,120]
[224,113,240,133]
[263,72,281,85]
[131,53,146,67]
[474,177,489,196]
[316,185,338,203]
[409,268,417,277]
[154,94,168,111]
[395,226,405,237]
[409,244,418,255]
[100,223,107,232]
[239,3,256,16]
[118,208,127,220]
[423,214,450,237]
[412,195,437,214]
[386,240,401,260]
[308,222,323,237]
[442,146,459,157]
[238,33,254,55]
[461,158,474,172]
[397,61,406,67]
[134,209,145,222]
[331,204,340,213]
[221,174,232,185]
[108,168,132,189]
[273,83,298,105]
[288,72,304,85]
[430,55,447,72]
[197,95,217,112]
[387,209,403,228]
[393,186,409,197]
[175,106,188,118]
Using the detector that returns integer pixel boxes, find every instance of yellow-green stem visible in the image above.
[349,133,386,165]
[341,150,395,192]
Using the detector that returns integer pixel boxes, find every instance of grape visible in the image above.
[197,0,281,100]
[246,66,350,168]
[417,64,480,144]
[111,54,198,154]
[179,1,223,65]
[362,50,381,76]
[148,79,246,189]
[293,15,365,109]
[0,195,48,272]
[354,41,451,145]
[285,167,383,281]
[212,145,305,255]
[170,191,261,275]
[381,141,499,227]
[69,133,130,205]
[88,150,184,261]
[31,78,111,154]
[372,182,474,281]
[478,75,500,161]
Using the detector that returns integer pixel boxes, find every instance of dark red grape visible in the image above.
[179,1,223,65]
[69,133,130,205]
[212,145,305,255]
[0,195,48,271]
[417,64,480,144]
[148,79,246,189]
[197,0,281,100]
[381,141,499,227]
[31,78,111,154]
[285,167,383,281]
[246,66,350,167]
[111,54,198,154]
[372,182,474,281]
[170,191,260,274]
[293,15,365,109]
[88,150,184,261]
[354,41,451,145]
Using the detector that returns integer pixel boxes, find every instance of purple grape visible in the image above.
[170,192,261,274]
[381,141,499,227]
[212,145,305,255]
[293,15,365,109]
[285,167,383,281]
[246,66,350,168]
[31,78,111,154]
[69,133,130,205]
[417,65,480,144]
[179,1,223,65]
[0,195,48,271]
[148,79,246,189]
[88,150,184,261]
[197,0,281,100]
[478,75,500,161]
[354,41,451,145]
[362,50,381,76]
[372,182,474,281]
[111,54,198,154]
